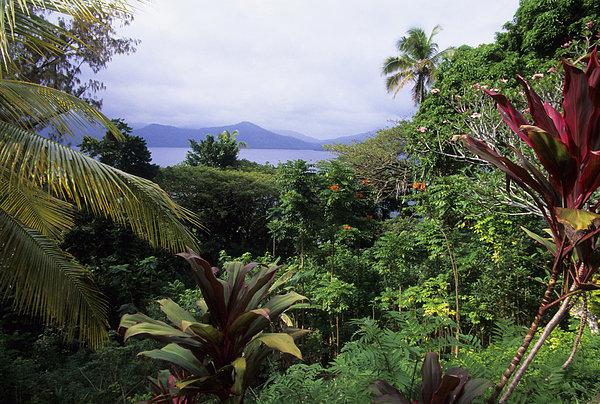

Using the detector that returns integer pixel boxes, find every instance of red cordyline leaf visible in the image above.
[464,47,600,210]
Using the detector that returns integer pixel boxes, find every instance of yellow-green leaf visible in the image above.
[254,333,302,360]
[556,207,600,231]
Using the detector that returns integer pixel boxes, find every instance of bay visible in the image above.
[149,147,335,167]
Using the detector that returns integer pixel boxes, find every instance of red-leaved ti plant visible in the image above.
[459,47,600,402]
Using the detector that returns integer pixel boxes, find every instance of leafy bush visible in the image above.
[120,254,306,402]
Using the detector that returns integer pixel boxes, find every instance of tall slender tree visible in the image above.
[382,25,453,104]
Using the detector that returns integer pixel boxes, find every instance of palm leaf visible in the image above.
[382,55,414,75]
[0,168,74,239]
[0,79,120,137]
[0,0,134,66]
[385,70,415,96]
[0,121,201,252]
[0,208,108,346]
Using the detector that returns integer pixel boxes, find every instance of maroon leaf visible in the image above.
[521,125,577,198]
[544,102,570,148]
[586,47,600,105]
[578,151,600,205]
[178,252,227,329]
[562,60,593,160]
[463,136,556,205]
[483,89,532,147]
[370,380,411,404]
[421,352,442,404]
[584,48,600,153]
[517,75,560,139]
[431,374,460,404]
[446,367,470,403]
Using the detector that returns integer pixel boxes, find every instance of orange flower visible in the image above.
[342,224,353,230]
[412,182,426,191]
[361,178,370,185]
[329,184,340,192]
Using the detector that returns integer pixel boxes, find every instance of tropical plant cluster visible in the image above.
[1,0,600,403]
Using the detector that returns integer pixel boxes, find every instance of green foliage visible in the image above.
[268,160,325,258]
[451,320,600,403]
[157,164,278,262]
[0,329,159,403]
[185,130,246,168]
[80,119,159,180]
[120,254,306,402]
[371,352,489,404]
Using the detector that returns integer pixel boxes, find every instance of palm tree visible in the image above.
[0,1,200,347]
[382,25,453,104]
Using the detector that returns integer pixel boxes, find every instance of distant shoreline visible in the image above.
[149,147,335,167]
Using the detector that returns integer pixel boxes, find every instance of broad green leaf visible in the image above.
[139,343,207,375]
[556,207,600,231]
[268,267,296,293]
[254,332,302,359]
[197,298,209,314]
[119,313,166,331]
[158,298,196,329]
[280,313,294,327]
[181,320,222,344]
[520,226,555,253]
[124,322,193,342]
[244,292,307,339]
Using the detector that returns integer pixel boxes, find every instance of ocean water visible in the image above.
[149,147,335,167]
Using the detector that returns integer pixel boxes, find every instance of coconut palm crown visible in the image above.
[382,25,453,104]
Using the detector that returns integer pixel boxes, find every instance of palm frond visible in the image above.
[385,70,415,96]
[0,167,74,239]
[0,79,120,137]
[0,0,134,66]
[382,55,414,75]
[0,208,108,346]
[429,47,455,65]
[428,24,442,44]
[397,27,429,58]
[0,121,201,252]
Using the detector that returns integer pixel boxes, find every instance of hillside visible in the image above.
[135,121,322,150]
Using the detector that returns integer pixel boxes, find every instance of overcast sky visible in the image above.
[95,0,520,139]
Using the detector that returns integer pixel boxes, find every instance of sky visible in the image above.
[95,0,520,139]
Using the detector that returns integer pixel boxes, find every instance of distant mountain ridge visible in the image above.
[52,121,377,150]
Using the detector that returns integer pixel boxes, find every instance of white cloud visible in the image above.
[95,0,519,138]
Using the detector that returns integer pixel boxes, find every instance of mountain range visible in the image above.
[56,120,376,150]
[132,121,375,150]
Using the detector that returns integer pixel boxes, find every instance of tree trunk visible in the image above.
[440,227,460,357]
[487,248,564,403]
[562,294,587,370]
[500,283,577,403]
